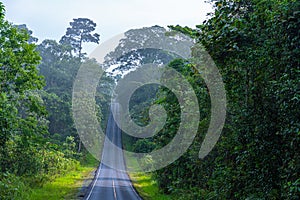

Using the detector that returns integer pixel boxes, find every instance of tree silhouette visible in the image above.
[60,18,100,58]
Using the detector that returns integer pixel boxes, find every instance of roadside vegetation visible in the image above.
[29,153,98,200]
[127,0,299,199]
[124,150,173,200]
[1,0,299,199]
[130,172,174,200]
[0,3,106,199]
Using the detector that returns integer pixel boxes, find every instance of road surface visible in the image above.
[85,103,142,200]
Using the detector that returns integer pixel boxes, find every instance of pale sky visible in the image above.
[1,0,213,54]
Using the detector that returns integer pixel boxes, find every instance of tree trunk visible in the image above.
[78,140,82,153]
[79,33,83,58]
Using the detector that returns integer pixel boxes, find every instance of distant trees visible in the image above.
[60,18,100,58]
[36,39,80,144]
[36,18,115,154]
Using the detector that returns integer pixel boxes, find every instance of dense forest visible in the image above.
[0,2,113,199]
[0,0,299,199]
[160,0,299,199]
[127,0,299,199]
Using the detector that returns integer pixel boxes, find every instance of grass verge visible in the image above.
[29,153,98,200]
[29,166,93,200]
[129,172,174,200]
[125,153,174,200]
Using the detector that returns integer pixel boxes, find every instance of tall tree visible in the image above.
[59,18,100,58]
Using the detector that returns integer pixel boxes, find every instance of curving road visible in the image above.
[85,103,142,200]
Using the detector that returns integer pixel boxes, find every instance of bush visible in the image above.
[0,173,30,200]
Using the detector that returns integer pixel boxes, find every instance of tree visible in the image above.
[15,24,38,44]
[154,0,299,199]
[37,39,79,94]
[36,39,80,146]
[196,1,299,198]
[37,39,73,63]
[36,39,114,153]
[0,2,46,175]
[0,5,86,198]
[59,18,100,58]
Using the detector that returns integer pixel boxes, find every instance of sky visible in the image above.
[1,0,213,54]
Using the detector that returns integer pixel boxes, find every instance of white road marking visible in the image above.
[86,136,106,200]
[113,180,117,199]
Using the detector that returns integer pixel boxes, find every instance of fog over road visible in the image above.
[85,103,142,200]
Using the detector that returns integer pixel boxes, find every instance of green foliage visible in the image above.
[0,2,46,175]
[0,2,4,20]
[29,165,95,200]
[37,39,80,95]
[36,39,81,145]
[155,0,300,199]
[1,1,299,199]
[0,173,31,200]
[167,25,199,39]
[129,172,175,200]
[0,4,84,199]
[133,139,157,153]
[152,59,212,196]
[37,37,113,151]
[199,1,299,199]
[15,24,38,43]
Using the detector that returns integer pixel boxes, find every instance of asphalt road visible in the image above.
[85,103,142,200]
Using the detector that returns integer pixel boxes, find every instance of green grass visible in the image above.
[125,153,174,200]
[29,153,99,200]
[123,134,174,200]
[29,166,95,200]
[129,172,174,200]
